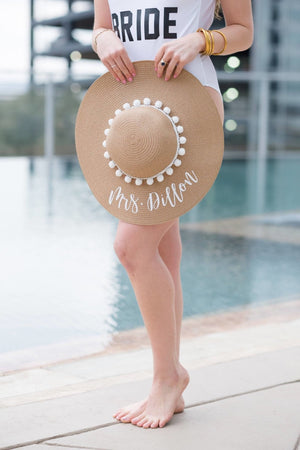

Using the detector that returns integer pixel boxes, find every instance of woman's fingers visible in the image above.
[154,46,165,72]
[164,58,179,81]
[115,56,134,82]
[172,61,185,79]
[120,52,136,77]
[96,32,135,83]
[105,56,135,84]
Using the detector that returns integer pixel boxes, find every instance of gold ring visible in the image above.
[160,59,167,67]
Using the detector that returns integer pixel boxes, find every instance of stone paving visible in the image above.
[0,302,299,450]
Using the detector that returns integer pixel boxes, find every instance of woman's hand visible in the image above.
[154,32,205,81]
[94,29,136,83]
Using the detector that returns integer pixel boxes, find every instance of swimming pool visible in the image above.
[0,156,299,360]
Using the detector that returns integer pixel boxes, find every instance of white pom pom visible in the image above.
[108,160,115,168]
[135,178,143,186]
[146,178,154,185]
[133,99,141,106]
[177,125,184,133]
[124,175,132,183]
[180,136,187,144]
[102,140,107,148]
[155,100,163,108]
[157,174,164,182]
[174,159,182,167]
[123,103,131,110]
[172,116,179,124]
[166,167,173,175]
[115,169,122,177]
[163,106,171,114]
[143,98,151,105]
[115,109,122,116]
[104,129,110,136]
[178,147,186,156]
[108,118,114,126]
[104,151,110,159]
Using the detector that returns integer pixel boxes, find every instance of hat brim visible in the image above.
[75,60,224,225]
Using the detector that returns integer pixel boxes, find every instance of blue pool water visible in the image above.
[0,156,299,355]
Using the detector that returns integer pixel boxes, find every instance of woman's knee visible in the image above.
[113,219,176,271]
[113,227,155,271]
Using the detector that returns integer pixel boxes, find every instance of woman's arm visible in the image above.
[210,0,254,55]
[92,0,135,83]
[155,0,254,81]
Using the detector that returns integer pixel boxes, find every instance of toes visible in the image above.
[131,413,145,424]
[116,411,129,420]
[143,418,154,428]
[120,415,131,423]
[137,416,149,427]
[150,418,160,428]
[159,414,172,428]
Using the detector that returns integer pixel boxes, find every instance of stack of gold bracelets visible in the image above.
[197,28,227,56]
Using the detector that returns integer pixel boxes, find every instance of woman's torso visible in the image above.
[107,0,221,95]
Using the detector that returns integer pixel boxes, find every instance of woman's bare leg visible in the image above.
[112,218,189,428]
[114,218,185,422]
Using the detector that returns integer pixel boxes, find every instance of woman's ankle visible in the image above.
[153,363,186,384]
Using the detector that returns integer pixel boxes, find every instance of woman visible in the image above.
[92,0,254,429]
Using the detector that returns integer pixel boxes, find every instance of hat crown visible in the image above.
[106,106,178,179]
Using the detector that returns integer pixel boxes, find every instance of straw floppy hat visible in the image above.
[75,60,224,225]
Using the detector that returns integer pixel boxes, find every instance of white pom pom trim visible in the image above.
[103,98,187,185]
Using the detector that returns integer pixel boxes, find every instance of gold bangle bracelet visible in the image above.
[197,28,214,56]
[208,30,215,55]
[211,30,227,55]
[197,28,206,54]
[204,29,212,55]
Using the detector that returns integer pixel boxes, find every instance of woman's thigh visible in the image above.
[204,86,224,125]
[114,217,178,259]
[158,218,182,272]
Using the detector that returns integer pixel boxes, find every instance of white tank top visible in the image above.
[107,0,221,96]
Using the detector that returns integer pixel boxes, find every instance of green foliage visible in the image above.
[0,85,81,157]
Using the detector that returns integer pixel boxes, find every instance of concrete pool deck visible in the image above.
[0,298,299,450]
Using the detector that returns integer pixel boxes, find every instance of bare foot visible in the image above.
[113,394,185,423]
[130,365,190,428]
